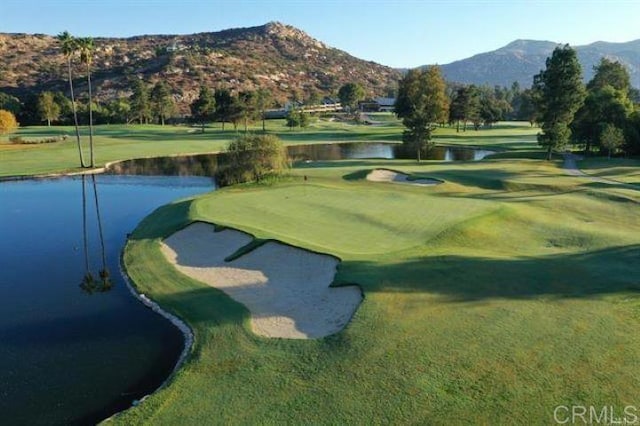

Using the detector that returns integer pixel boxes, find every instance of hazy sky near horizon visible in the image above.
[2,0,639,67]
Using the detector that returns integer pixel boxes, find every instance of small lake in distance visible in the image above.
[107,142,494,176]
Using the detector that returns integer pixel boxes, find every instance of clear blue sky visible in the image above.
[1,0,639,67]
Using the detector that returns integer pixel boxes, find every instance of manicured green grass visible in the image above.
[117,154,640,424]
[0,118,538,177]
[578,157,640,185]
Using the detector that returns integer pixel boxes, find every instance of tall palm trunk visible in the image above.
[87,64,95,167]
[68,57,87,167]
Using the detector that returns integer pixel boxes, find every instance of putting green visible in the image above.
[117,154,640,424]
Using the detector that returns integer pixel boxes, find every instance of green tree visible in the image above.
[285,108,300,129]
[338,82,365,112]
[449,86,480,132]
[625,110,640,155]
[227,94,244,131]
[217,134,289,185]
[0,92,21,115]
[238,90,258,132]
[37,91,61,126]
[533,45,586,160]
[105,98,131,124]
[600,124,625,159]
[129,79,151,124]
[190,86,216,132]
[214,88,233,130]
[587,58,631,93]
[571,86,633,154]
[514,89,538,125]
[395,66,449,162]
[284,109,309,130]
[151,81,175,126]
[53,92,73,124]
[571,58,633,154]
[479,95,501,129]
[0,109,19,134]
[255,89,272,132]
[56,31,86,167]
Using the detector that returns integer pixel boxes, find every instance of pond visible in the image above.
[0,141,490,424]
[107,143,493,176]
[0,175,213,425]
[287,142,494,162]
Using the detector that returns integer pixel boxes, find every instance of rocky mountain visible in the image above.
[437,39,640,88]
[0,22,401,113]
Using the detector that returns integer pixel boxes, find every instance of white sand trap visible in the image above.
[366,169,442,186]
[161,222,362,339]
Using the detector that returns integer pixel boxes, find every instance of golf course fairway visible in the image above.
[118,154,640,424]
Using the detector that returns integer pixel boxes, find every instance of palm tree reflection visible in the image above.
[80,174,113,294]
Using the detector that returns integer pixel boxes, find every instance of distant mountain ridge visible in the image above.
[437,38,640,88]
[0,22,400,112]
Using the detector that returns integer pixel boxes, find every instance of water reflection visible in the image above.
[107,143,493,177]
[0,176,212,425]
[80,174,112,294]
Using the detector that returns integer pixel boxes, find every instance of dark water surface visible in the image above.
[0,142,488,424]
[0,175,213,425]
[107,143,493,176]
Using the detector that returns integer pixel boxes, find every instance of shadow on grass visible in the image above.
[154,285,248,329]
[340,244,640,302]
[583,181,640,193]
[130,199,195,240]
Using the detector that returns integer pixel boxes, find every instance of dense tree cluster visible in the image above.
[571,58,638,156]
[532,47,640,158]
[447,81,538,130]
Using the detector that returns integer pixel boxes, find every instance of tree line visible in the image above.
[395,46,640,160]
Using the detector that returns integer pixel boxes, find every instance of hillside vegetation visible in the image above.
[0,22,400,112]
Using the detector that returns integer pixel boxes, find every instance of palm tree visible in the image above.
[78,37,96,167]
[56,31,87,168]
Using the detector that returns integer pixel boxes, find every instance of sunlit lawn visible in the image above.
[0,117,538,177]
[118,149,640,424]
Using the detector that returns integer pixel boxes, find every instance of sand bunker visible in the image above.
[366,169,442,186]
[161,222,362,339]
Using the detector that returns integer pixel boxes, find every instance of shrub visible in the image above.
[9,135,68,144]
[216,134,289,186]
[0,109,19,134]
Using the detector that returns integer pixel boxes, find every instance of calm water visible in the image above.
[0,175,213,425]
[0,141,488,424]
[107,143,493,176]
[287,142,494,162]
